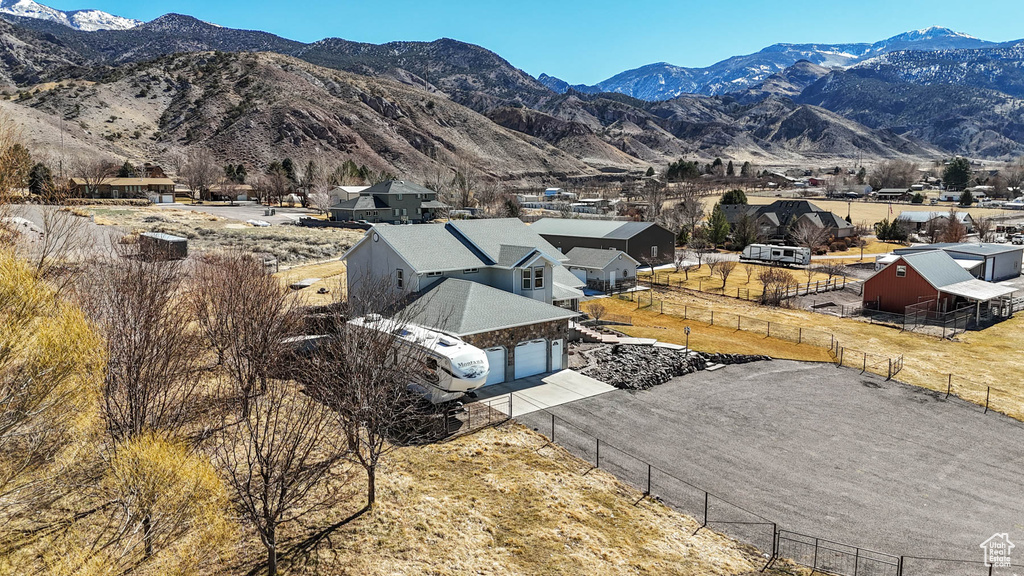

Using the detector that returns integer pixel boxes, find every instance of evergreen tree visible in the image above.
[911,193,925,204]
[117,160,136,178]
[707,203,731,246]
[726,160,735,177]
[959,190,974,206]
[28,162,52,196]
[733,213,759,249]
[856,166,867,185]
[740,161,752,178]
[645,166,655,177]
[281,158,297,183]
[943,157,972,191]
[234,164,247,184]
[224,164,237,182]
[720,189,747,205]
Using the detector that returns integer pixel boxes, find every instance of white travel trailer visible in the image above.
[740,244,811,266]
[349,316,489,404]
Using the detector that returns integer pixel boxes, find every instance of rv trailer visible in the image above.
[349,316,489,404]
[740,244,811,266]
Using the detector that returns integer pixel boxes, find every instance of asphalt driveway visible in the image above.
[518,360,1024,565]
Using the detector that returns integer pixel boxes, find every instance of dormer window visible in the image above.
[522,268,532,290]
[533,267,544,289]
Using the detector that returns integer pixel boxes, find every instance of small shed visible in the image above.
[563,247,640,290]
[138,232,187,260]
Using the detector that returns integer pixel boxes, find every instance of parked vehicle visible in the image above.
[1012,234,1024,245]
[349,315,489,404]
[740,244,811,266]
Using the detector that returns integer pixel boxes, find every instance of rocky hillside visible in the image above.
[13,51,608,180]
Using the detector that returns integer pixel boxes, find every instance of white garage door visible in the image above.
[514,339,547,380]
[484,347,506,386]
[571,268,587,283]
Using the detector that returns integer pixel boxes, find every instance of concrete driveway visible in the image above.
[518,360,1024,564]
[473,369,615,417]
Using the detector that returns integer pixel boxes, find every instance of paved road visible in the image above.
[519,360,1024,566]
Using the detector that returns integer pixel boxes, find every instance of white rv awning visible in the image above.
[940,280,1016,302]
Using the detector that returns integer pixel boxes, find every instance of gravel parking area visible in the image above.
[518,360,1024,564]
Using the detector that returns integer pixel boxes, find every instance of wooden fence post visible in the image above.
[946,374,952,398]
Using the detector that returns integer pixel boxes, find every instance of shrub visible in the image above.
[829,241,848,252]
[64,198,151,206]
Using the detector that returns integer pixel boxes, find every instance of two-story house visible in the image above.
[342,218,584,385]
[329,180,447,224]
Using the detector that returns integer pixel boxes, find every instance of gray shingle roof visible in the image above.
[404,278,576,336]
[553,264,585,289]
[529,218,659,240]
[897,243,1022,256]
[896,211,972,224]
[552,282,584,302]
[362,180,435,196]
[564,247,637,270]
[447,219,565,265]
[900,250,975,288]
[372,223,484,272]
[332,195,388,210]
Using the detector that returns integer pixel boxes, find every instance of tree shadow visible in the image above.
[242,506,370,576]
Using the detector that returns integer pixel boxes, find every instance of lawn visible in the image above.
[276,259,348,306]
[639,260,855,300]
[609,286,1024,419]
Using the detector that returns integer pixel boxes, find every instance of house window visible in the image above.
[896,265,907,278]
[463,268,478,274]
[402,208,408,216]
[396,269,404,288]
[394,209,400,216]
[426,271,442,277]
[397,194,403,200]
[651,246,658,258]
[522,268,532,290]
[533,267,544,289]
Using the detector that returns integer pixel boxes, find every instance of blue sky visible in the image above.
[47,0,1024,84]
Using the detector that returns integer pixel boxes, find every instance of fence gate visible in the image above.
[776,530,900,576]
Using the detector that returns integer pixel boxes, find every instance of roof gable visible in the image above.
[899,251,975,289]
[564,247,639,270]
[447,219,566,265]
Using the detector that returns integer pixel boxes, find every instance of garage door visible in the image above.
[484,347,506,386]
[514,339,547,379]
[571,268,587,283]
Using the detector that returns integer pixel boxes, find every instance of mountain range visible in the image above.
[2,2,1024,184]
[0,0,138,31]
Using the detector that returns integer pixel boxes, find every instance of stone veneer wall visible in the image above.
[462,320,570,382]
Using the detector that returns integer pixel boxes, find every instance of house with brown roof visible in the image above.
[70,177,175,199]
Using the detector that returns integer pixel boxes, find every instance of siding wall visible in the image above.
[862,258,954,314]
[539,227,675,265]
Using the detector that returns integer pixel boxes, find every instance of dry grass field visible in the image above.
[599,287,1024,420]
[276,259,348,306]
[640,261,855,300]
[239,425,805,576]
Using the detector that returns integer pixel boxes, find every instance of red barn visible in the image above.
[863,250,1016,319]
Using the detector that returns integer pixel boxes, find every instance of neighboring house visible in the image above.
[329,185,369,206]
[529,218,676,265]
[328,180,446,224]
[894,243,1023,282]
[862,250,1016,318]
[142,163,167,178]
[342,218,584,385]
[939,190,986,202]
[874,188,912,202]
[721,200,854,241]
[563,247,640,291]
[208,183,254,201]
[70,177,175,199]
[895,211,975,233]
[830,184,872,198]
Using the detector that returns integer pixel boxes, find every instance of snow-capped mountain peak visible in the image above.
[0,0,141,31]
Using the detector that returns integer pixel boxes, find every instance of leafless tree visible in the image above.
[757,267,796,307]
[716,260,737,288]
[689,232,713,269]
[306,273,439,509]
[675,186,706,240]
[974,216,995,242]
[641,178,667,222]
[673,249,691,274]
[215,175,242,205]
[73,157,117,198]
[816,262,848,283]
[790,220,831,252]
[217,378,344,576]
[868,159,917,190]
[76,246,203,557]
[705,253,723,279]
[940,209,968,243]
[29,206,87,288]
[180,149,219,203]
[0,112,29,202]
[743,262,756,284]
[308,164,333,214]
[924,215,943,243]
[585,302,606,324]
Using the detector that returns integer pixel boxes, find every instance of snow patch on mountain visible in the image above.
[0,0,141,31]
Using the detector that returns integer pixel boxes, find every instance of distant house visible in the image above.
[874,188,912,202]
[721,200,854,241]
[831,184,872,198]
[529,218,676,265]
[863,250,1015,319]
[208,183,254,202]
[328,180,447,224]
[895,211,975,233]
[329,185,368,206]
[563,247,640,291]
[342,218,585,385]
[70,177,175,199]
[142,163,167,179]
